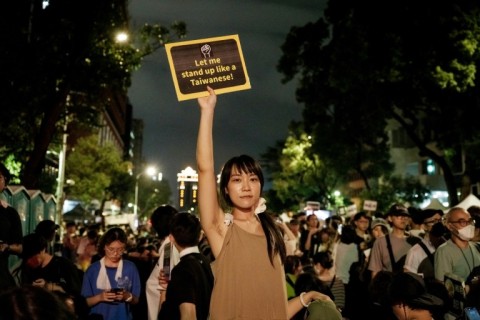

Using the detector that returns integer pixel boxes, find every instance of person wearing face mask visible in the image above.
[403,209,447,279]
[434,207,480,284]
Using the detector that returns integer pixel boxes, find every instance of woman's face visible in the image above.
[104,240,125,263]
[372,226,385,239]
[355,217,370,232]
[226,167,261,211]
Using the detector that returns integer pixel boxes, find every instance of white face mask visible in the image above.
[457,224,475,241]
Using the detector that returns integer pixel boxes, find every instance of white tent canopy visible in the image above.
[422,198,448,211]
[455,194,480,210]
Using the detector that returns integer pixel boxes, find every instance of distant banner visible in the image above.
[165,34,251,101]
[363,200,378,211]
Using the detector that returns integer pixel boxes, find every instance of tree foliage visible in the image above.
[65,134,133,205]
[0,0,186,189]
[140,179,172,220]
[278,0,480,206]
[262,123,339,212]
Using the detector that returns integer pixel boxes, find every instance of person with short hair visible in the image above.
[0,285,76,320]
[285,255,303,300]
[368,204,420,278]
[15,232,88,318]
[404,209,446,278]
[434,207,480,283]
[145,204,179,320]
[158,212,214,320]
[388,272,447,320]
[18,233,82,294]
[467,205,480,242]
[34,219,60,256]
[351,211,372,250]
[81,227,141,320]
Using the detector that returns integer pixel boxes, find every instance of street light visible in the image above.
[134,166,158,216]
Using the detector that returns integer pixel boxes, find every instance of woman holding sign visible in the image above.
[196,86,332,319]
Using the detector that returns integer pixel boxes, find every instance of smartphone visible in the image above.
[465,307,480,320]
[163,265,171,281]
[110,288,124,293]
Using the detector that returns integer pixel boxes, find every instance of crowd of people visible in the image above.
[1,88,480,319]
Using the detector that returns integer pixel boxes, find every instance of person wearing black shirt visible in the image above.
[158,212,214,320]
[17,232,88,318]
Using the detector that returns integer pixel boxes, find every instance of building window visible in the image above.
[391,128,415,148]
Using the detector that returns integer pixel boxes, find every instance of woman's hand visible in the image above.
[101,290,119,302]
[197,86,217,110]
[307,290,332,302]
[158,268,169,290]
[32,278,46,287]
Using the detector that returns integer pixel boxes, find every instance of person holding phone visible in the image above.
[81,227,141,320]
[145,204,180,320]
[158,212,214,320]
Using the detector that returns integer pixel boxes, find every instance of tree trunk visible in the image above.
[21,88,69,189]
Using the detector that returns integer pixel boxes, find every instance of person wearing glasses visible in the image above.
[81,227,141,320]
[368,204,421,279]
[404,209,447,279]
[434,207,480,284]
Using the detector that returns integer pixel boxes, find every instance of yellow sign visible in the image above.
[165,35,251,101]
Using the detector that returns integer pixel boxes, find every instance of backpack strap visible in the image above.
[286,274,295,288]
[385,234,397,268]
[417,240,434,265]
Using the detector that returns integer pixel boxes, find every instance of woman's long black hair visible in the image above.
[219,155,286,265]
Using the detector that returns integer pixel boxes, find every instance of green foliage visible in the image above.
[2,155,22,185]
[141,179,173,219]
[277,0,480,205]
[65,134,132,205]
[262,123,338,212]
[0,1,187,189]
[360,175,430,213]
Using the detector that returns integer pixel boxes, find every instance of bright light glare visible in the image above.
[115,32,128,43]
[146,166,157,176]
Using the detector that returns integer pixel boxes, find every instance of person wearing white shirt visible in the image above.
[145,205,180,320]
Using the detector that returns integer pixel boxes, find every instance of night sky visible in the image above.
[128,0,325,202]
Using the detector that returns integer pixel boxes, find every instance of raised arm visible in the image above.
[196,86,227,258]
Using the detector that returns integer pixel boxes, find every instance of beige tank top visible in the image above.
[209,223,288,319]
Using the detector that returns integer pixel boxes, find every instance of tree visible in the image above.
[262,123,340,212]
[278,0,480,206]
[0,0,186,189]
[65,134,133,206]
[140,179,172,220]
